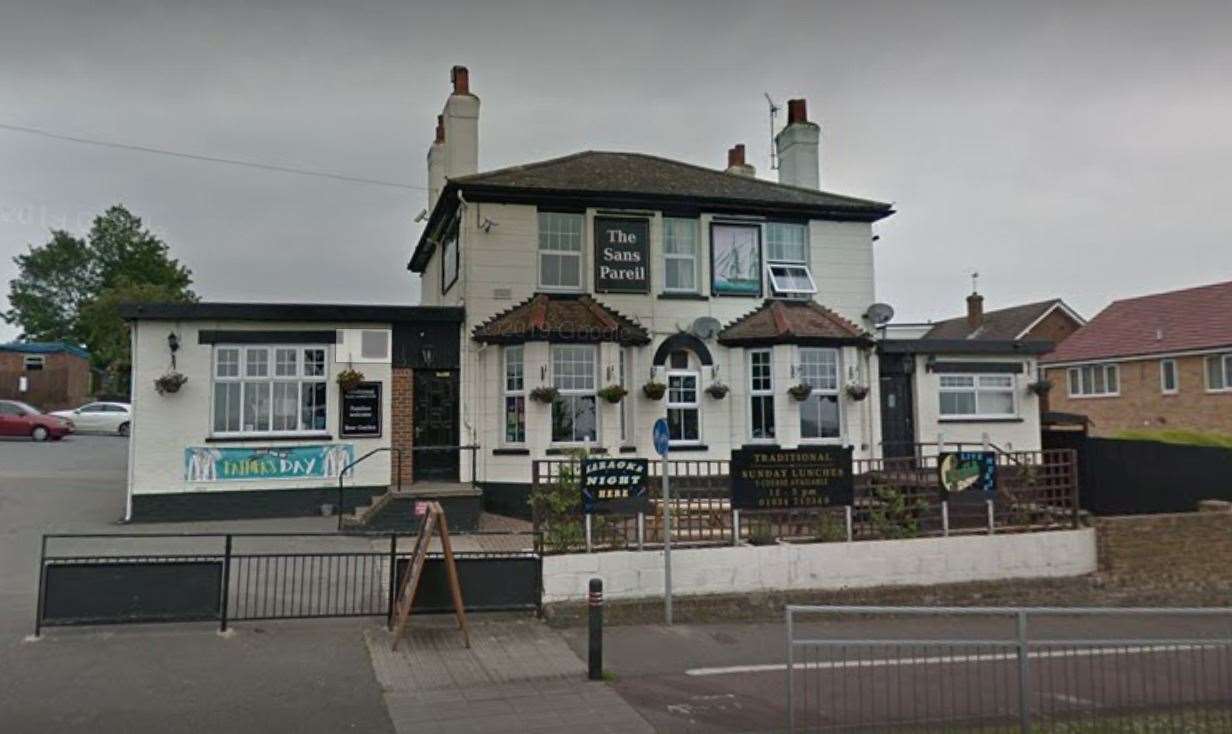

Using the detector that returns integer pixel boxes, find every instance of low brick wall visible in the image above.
[542,529,1097,604]
[1096,510,1232,591]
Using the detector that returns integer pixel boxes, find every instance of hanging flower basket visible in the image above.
[597,385,628,403]
[154,371,187,396]
[788,383,814,402]
[530,386,559,404]
[845,384,871,401]
[336,368,365,393]
[642,381,667,400]
[1027,379,1054,396]
[705,383,730,400]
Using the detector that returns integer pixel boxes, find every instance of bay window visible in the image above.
[213,345,327,435]
[798,347,840,440]
[663,218,699,293]
[551,344,597,443]
[940,374,1016,418]
[748,349,775,441]
[666,350,700,444]
[503,345,525,444]
[1067,364,1119,397]
[538,212,584,291]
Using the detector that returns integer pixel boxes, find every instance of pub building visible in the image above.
[119,66,1048,525]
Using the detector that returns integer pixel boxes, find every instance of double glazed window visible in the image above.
[939,374,1016,418]
[213,346,327,435]
[748,349,775,441]
[798,348,840,440]
[1067,364,1119,397]
[538,212,584,291]
[1207,354,1232,392]
[503,346,526,444]
[663,218,699,293]
[666,350,700,444]
[551,345,597,443]
[766,222,816,297]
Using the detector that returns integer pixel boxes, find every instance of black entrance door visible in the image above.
[879,355,916,460]
[413,370,459,481]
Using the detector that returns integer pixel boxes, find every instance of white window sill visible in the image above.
[205,432,333,443]
[1066,393,1120,399]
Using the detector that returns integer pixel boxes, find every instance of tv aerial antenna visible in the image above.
[764,93,780,170]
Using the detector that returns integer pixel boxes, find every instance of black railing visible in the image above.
[34,531,540,636]
[336,447,404,530]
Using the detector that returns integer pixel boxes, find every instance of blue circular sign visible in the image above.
[652,418,670,456]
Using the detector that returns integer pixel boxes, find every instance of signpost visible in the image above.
[652,418,672,625]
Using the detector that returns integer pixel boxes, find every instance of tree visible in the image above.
[4,205,196,387]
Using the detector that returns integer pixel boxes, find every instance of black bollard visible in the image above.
[588,577,603,680]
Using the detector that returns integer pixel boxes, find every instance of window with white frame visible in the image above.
[748,349,775,441]
[798,347,840,440]
[765,222,816,298]
[662,218,699,293]
[503,345,525,444]
[619,347,633,443]
[551,344,597,442]
[23,355,45,371]
[441,230,459,294]
[939,374,1016,418]
[1067,364,1119,397]
[538,212,584,291]
[1207,353,1232,392]
[213,345,327,435]
[666,350,700,444]
[1160,359,1178,394]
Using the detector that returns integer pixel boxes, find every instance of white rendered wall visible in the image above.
[910,354,1044,453]
[542,529,1096,603]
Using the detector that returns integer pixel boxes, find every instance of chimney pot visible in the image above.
[726,144,746,168]
[966,292,985,330]
[787,98,808,125]
[450,65,469,94]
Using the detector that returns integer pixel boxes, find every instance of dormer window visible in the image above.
[765,222,815,298]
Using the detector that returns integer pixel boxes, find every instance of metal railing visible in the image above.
[786,605,1232,732]
[532,450,1079,554]
[35,531,540,636]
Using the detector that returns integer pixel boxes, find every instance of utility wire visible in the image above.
[0,121,425,191]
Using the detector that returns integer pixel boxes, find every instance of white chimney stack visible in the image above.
[427,65,479,211]
[775,99,820,189]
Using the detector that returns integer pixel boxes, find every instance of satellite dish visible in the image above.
[865,303,896,325]
[689,316,722,340]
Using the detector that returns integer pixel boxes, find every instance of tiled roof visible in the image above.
[1042,279,1232,364]
[0,340,90,360]
[924,299,1069,341]
[717,300,868,345]
[452,151,892,215]
[471,293,650,345]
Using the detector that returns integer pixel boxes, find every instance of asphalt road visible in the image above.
[0,435,395,734]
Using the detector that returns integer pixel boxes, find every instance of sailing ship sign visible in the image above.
[938,451,998,499]
[710,223,762,296]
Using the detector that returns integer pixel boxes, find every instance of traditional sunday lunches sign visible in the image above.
[729,446,854,510]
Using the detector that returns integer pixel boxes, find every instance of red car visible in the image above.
[0,400,75,441]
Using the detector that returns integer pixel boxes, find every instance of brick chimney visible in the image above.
[966,291,985,330]
[427,65,479,211]
[775,98,820,189]
[724,144,756,177]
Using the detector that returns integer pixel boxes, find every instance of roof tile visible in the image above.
[718,300,868,345]
[472,293,650,345]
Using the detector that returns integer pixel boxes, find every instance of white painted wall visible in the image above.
[910,354,1044,453]
[542,529,1096,603]
[128,319,392,501]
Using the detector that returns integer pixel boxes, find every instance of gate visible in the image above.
[35,531,541,635]
[786,605,1232,732]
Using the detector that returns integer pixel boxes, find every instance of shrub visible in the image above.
[529,449,586,553]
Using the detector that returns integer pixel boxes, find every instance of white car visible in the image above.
[51,402,132,436]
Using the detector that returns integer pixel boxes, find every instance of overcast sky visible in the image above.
[3,1,1231,342]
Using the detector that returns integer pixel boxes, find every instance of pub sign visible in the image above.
[581,458,650,514]
[729,446,854,510]
[594,217,649,294]
[340,381,382,438]
[938,451,997,500]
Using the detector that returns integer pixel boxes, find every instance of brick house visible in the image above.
[0,341,93,411]
[1041,279,1232,436]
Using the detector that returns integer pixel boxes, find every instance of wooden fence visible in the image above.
[531,450,1079,554]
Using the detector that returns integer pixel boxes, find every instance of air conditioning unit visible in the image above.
[334,328,391,364]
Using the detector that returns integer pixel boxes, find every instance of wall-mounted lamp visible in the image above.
[167,332,180,369]
[420,345,434,367]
